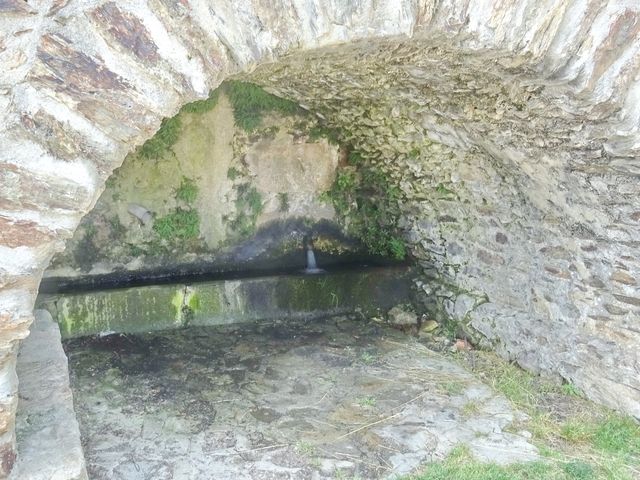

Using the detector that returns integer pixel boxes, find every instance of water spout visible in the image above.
[306,247,317,270]
[303,237,324,274]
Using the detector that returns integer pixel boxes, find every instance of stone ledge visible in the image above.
[38,267,413,339]
[10,310,87,480]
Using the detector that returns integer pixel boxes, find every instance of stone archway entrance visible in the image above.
[1,1,639,475]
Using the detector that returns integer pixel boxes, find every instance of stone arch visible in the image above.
[1,0,639,474]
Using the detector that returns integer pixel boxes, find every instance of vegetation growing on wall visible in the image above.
[175,176,199,205]
[179,89,220,114]
[225,80,302,132]
[308,124,341,145]
[277,192,290,212]
[152,175,201,245]
[50,82,379,274]
[324,153,407,260]
[153,209,200,241]
[136,81,302,160]
[139,116,182,159]
[227,167,240,180]
[229,183,264,238]
[73,224,99,272]
[137,88,220,159]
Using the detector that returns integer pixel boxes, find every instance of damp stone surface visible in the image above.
[66,316,537,480]
[2,2,640,473]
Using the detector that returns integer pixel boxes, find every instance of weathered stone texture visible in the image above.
[0,0,639,473]
[38,267,411,338]
[11,310,87,480]
[44,91,343,277]
[245,31,640,417]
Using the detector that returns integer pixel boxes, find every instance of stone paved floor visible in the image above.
[65,316,538,479]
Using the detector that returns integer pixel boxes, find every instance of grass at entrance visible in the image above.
[403,352,640,480]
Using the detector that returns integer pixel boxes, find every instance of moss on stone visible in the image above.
[224,80,302,132]
[55,286,184,338]
[188,293,201,312]
[170,288,185,321]
[153,209,200,240]
[324,162,407,260]
[189,286,226,325]
[273,270,406,315]
[45,269,411,338]
[180,89,220,114]
[138,116,182,159]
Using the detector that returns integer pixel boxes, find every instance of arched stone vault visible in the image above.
[243,31,640,415]
[0,0,638,474]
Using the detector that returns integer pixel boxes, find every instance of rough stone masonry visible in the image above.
[0,0,638,476]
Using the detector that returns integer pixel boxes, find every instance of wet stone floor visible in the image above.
[65,316,538,479]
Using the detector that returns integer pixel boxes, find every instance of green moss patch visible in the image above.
[175,176,199,205]
[153,209,200,240]
[224,80,302,132]
[46,267,411,337]
[447,351,640,480]
[324,164,406,260]
[180,89,220,114]
[139,116,182,159]
[137,88,220,160]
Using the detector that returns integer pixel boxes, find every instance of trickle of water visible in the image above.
[306,246,317,270]
[304,245,324,274]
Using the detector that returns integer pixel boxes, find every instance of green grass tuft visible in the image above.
[180,89,220,114]
[357,396,376,408]
[561,383,582,398]
[229,184,264,238]
[225,81,301,132]
[561,419,594,444]
[153,209,199,240]
[139,116,181,159]
[227,167,241,180]
[406,446,557,480]
[236,184,264,216]
[562,461,595,480]
[389,237,407,260]
[307,125,341,145]
[175,176,198,205]
[593,416,640,456]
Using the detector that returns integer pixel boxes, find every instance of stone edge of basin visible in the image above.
[37,266,414,339]
[10,310,88,480]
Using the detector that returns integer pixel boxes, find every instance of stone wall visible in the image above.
[45,89,344,279]
[245,34,640,417]
[1,0,638,474]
